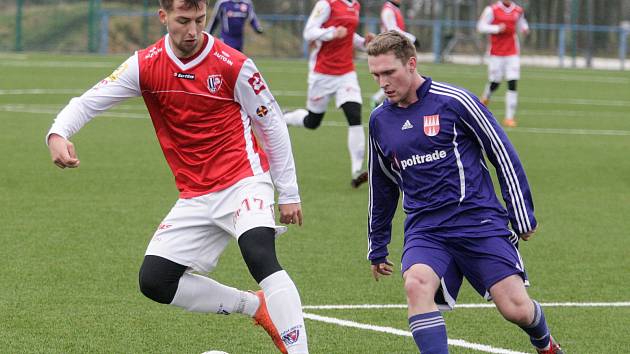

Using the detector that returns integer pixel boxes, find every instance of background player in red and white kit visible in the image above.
[46,1,308,353]
[370,0,418,108]
[477,0,529,128]
[283,0,374,188]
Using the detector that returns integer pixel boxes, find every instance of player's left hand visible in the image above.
[519,227,537,241]
[278,203,303,226]
[371,259,394,281]
[364,32,376,45]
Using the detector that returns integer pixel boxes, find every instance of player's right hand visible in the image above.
[498,23,506,33]
[333,26,348,39]
[371,259,394,281]
[519,227,537,241]
[48,133,80,169]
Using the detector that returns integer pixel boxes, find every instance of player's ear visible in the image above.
[407,56,417,73]
[158,9,167,26]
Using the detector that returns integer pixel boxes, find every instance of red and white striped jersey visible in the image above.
[303,0,365,75]
[477,1,529,56]
[380,1,416,43]
[47,32,300,203]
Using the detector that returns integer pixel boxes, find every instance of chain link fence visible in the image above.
[1,0,629,69]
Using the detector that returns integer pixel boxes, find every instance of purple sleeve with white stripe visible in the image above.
[367,125,400,263]
[449,89,537,235]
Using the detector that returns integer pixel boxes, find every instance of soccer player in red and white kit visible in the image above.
[477,0,529,128]
[46,1,308,353]
[283,0,375,188]
[370,0,418,108]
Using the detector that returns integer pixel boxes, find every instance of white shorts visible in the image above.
[487,55,520,82]
[145,173,286,273]
[306,71,362,113]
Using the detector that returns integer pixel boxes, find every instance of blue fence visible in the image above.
[95,11,629,70]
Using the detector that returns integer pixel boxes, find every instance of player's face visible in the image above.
[159,0,207,58]
[368,52,417,107]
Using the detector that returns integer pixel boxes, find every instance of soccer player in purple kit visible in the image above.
[365,31,564,354]
[206,0,263,52]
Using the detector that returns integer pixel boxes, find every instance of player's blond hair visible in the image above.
[367,30,416,65]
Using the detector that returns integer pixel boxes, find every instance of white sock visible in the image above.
[283,109,308,127]
[482,83,492,101]
[505,90,518,120]
[348,125,365,177]
[371,89,385,103]
[260,270,308,354]
[170,273,259,316]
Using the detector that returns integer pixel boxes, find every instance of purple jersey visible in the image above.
[207,0,262,51]
[367,77,536,264]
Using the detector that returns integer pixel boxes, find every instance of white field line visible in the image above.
[303,312,528,354]
[303,301,630,310]
[2,104,630,137]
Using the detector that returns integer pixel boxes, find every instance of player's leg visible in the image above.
[503,55,521,127]
[283,72,331,128]
[336,71,367,188]
[233,176,308,354]
[456,235,563,353]
[139,197,260,316]
[481,55,503,106]
[491,276,563,353]
[402,235,452,353]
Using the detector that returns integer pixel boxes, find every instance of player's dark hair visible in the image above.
[159,0,207,12]
[367,30,416,65]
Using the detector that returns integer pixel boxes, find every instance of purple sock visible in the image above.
[520,300,551,349]
[409,311,449,353]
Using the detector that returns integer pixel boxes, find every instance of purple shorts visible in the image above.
[401,232,528,310]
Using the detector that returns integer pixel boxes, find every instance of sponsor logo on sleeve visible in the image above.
[423,114,440,136]
[174,72,195,80]
[207,74,223,93]
[256,105,269,118]
[248,72,266,95]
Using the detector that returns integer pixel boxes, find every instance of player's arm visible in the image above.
[367,127,400,277]
[381,7,416,43]
[234,59,302,226]
[303,0,341,42]
[451,91,537,237]
[477,6,504,34]
[247,1,263,34]
[518,12,530,35]
[205,0,224,34]
[47,54,141,169]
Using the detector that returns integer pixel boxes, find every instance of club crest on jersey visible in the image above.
[248,72,266,95]
[423,114,440,136]
[207,74,223,93]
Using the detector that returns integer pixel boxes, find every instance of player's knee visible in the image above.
[303,111,325,129]
[508,80,517,91]
[341,102,362,126]
[138,255,186,304]
[497,297,533,325]
[238,227,282,283]
[403,271,437,301]
[490,81,501,91]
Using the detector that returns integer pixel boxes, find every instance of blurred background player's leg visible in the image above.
[370,88,385,109]
[503,55,522,128]
[481,81,500,106]
[341,102,367,188]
